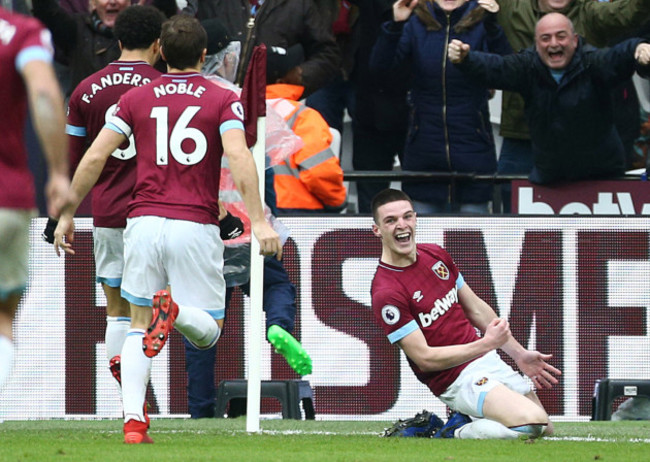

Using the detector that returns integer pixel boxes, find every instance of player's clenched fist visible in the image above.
[448,39,470,64]
[483,317,510,350]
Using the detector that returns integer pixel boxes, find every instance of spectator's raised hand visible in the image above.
[635,43,650,66]
[448,39,471,64]
[393,0,418,23]
[477,0,499,13]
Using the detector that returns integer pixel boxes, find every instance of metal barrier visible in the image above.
[343,170,644,214]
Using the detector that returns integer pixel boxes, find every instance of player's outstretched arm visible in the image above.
[222,128,282,259]
[458,283,500,330]
[53,127,125,256]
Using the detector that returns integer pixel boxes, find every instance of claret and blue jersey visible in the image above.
[107,72,245,226]
[371,243,483,395]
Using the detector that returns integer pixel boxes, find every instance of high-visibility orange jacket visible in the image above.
[267,84,347,212]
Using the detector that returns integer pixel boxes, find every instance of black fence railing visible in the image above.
[342,170,645,214]
[343,170,642,182]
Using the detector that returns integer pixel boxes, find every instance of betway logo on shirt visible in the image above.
[418,286,458,327]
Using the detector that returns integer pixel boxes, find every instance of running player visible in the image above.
[0,6,69,391]
[63,3,164,400]
[53,14,281,443]
[370,188,561,439]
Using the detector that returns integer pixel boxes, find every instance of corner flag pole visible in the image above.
[241,45,267,433]
[246,116,265,433]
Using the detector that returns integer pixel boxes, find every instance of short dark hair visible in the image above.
[160,15,207,70]
[371,189,413,223]
[114,6,165,50]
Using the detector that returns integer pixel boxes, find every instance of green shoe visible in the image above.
[267,325,312,376]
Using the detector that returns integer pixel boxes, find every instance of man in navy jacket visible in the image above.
[448,12,650,184]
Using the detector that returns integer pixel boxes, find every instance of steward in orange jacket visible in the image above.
[267,83,347,213]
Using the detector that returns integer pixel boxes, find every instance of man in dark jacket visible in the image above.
[197,0,340,97]
[32,0,129,97]
[494,0,650,210]
[448,13,650,184]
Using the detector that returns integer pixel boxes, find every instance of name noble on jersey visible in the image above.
[418,286,458,327]
[153,81,206,99]
[81,72,153,103]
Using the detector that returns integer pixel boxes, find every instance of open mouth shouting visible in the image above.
[395,231,412,244]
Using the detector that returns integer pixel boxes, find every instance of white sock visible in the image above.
[0,335,14,391]
[174,304,221,349]
[121,329,150,423]
[105,316,131,360]
[456,419,522,439]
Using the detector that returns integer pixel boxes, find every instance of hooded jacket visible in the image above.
[456,38,644,183]
[369,0,511,205]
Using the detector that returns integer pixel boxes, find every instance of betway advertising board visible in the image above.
[1,217,648,421]
[513,180,650,215]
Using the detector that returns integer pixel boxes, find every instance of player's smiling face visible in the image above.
[373,200,417,266]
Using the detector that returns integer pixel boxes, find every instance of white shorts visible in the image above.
[438,350,531,418]
[93,227,125,288]
[120,216,226,318]
[0,209,35,300]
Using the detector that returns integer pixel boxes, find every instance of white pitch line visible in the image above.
[142,429,650,443]
[546,436,650,444]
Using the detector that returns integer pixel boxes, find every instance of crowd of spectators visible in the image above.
[6,0,650,426]
[17,0,650,217]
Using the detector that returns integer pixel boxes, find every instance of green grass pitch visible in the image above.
[1,419,649,461]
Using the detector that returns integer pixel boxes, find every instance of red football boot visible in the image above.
[142,290,179,358]
[124,419,153,444]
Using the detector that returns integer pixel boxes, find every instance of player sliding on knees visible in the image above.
[370,188,561,439]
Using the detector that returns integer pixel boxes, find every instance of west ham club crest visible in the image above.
[432,261,449,280]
